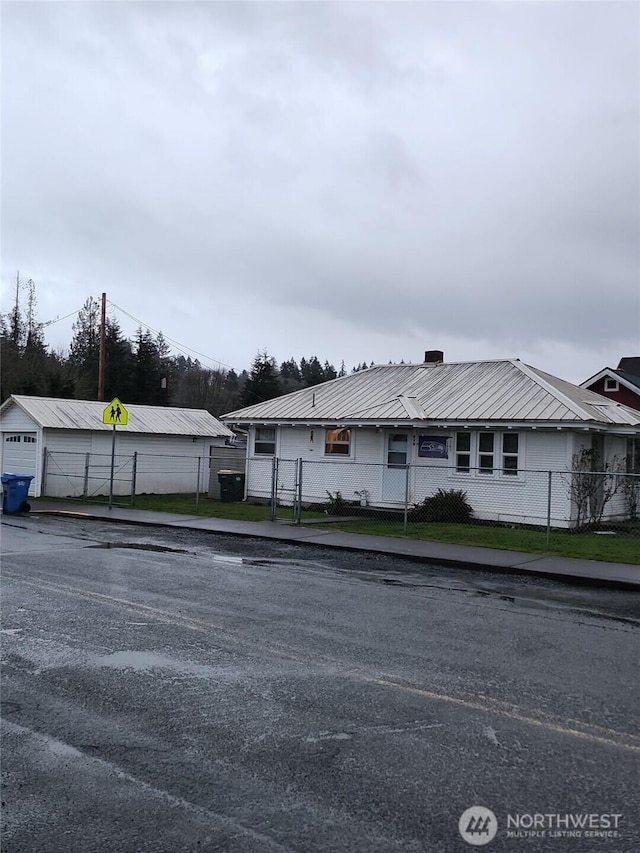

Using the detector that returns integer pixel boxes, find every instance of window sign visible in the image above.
[418,436,449,459]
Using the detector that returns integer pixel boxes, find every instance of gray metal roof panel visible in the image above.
[1,396,234,437]
[222,360,640,428]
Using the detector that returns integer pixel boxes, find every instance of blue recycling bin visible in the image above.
[1,473,34,514]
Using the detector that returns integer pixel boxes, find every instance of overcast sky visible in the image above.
[2,1,639,383]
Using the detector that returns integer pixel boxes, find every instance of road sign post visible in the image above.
[102,399,129,509]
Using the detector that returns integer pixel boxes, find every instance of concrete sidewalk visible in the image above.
[25,501,640,589]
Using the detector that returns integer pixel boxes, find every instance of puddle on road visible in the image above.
[87,542,190,554]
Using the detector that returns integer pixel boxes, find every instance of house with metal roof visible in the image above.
[580,357,640,412]
[0,395,234,498]
[222,352,640,528]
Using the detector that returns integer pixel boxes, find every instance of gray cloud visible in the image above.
[1,1,638,381]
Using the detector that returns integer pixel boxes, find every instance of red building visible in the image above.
[580,357,640,411]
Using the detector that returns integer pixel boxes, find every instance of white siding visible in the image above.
[523,431,571,471]
[46,430,93,454]
[41,431,214,497]
[1,407,38,432]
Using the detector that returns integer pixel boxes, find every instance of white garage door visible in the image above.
[2,433,38,495]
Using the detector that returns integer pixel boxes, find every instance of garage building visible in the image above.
[0,395,234,498]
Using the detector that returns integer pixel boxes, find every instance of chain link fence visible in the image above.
[40,450,640,545]
[42,449,210,508]
[264,457,640,539]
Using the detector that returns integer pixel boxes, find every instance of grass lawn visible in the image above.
[33,494,639,564]
[311,518,640,564]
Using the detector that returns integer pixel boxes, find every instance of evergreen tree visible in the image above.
[301,355,325,387]
[69,296,100,398]
[104,319,135,402]
[279,357,302,394]
[132,327,164,404]
[323,360,337,381]
[241,351,281,406]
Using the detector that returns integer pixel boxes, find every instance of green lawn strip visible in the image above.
[306,519,639,564]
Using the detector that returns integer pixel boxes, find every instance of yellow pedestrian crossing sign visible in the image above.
[103,398,128,426]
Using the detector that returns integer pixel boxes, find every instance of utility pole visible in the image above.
[97,292,106,401]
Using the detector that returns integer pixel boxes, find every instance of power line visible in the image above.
[41,308,86,328]
[106,300,238,373]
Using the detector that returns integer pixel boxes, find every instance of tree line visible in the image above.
[1,282,373,416]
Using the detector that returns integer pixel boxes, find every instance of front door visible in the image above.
[382,432,409,501]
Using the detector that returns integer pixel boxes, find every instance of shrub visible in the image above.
[410,488,474,523]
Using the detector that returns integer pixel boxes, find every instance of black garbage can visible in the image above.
[217,470,245,502]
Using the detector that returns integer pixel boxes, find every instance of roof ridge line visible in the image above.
[511,360,595,421]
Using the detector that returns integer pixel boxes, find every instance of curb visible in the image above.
[27,508,640,591]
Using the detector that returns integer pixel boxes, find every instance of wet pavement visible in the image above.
[27,501,640,588]
[2,515,640,852]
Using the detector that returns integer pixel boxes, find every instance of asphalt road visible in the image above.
[2,515,639,853]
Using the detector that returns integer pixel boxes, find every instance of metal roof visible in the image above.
[222,359,640,429]
[0,396,234,437]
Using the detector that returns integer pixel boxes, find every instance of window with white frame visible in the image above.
[604,378,619,392]
[24,436,36,443]
[455,431,520,475]
[254,427,275,455]
[502,433,519,475]
[455,432,470,472]
[387,433,408,467]
[478,432,494,473]
[325,428,351,456]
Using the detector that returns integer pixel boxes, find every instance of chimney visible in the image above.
[424,350,444,365]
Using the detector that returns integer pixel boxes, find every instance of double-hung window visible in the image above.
[455,431,520,475]
[325,428,351,456]
[455,433,471,472]
[254,427,275,455]
[502,433,519,475]
[478,432,494,474]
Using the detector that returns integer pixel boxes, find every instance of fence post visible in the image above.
[195,456,201,511]
[130,452,137,505]
[296,458,303,524]
[403,464,410,533]
[83,453,90,499]
[546,470,552,549]
[41,446,48,496]
[270,457,278,522]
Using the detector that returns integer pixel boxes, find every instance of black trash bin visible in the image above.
[2,473,34,514]
[217,470,245,502]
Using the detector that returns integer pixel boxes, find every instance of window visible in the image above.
[325,428,351,456]
[5,435,21,442]
[478,432,494,473]
[254,427,275,455]
[627,437,640,474]
[604,378,619,392]
[387,433,408,468]
[455,432,470,472]
[502,433,519,475]
[454,431,520,475]
[24,436,36,443]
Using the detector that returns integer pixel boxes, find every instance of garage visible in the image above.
[0,395,235,498]
[1,433,39,496]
